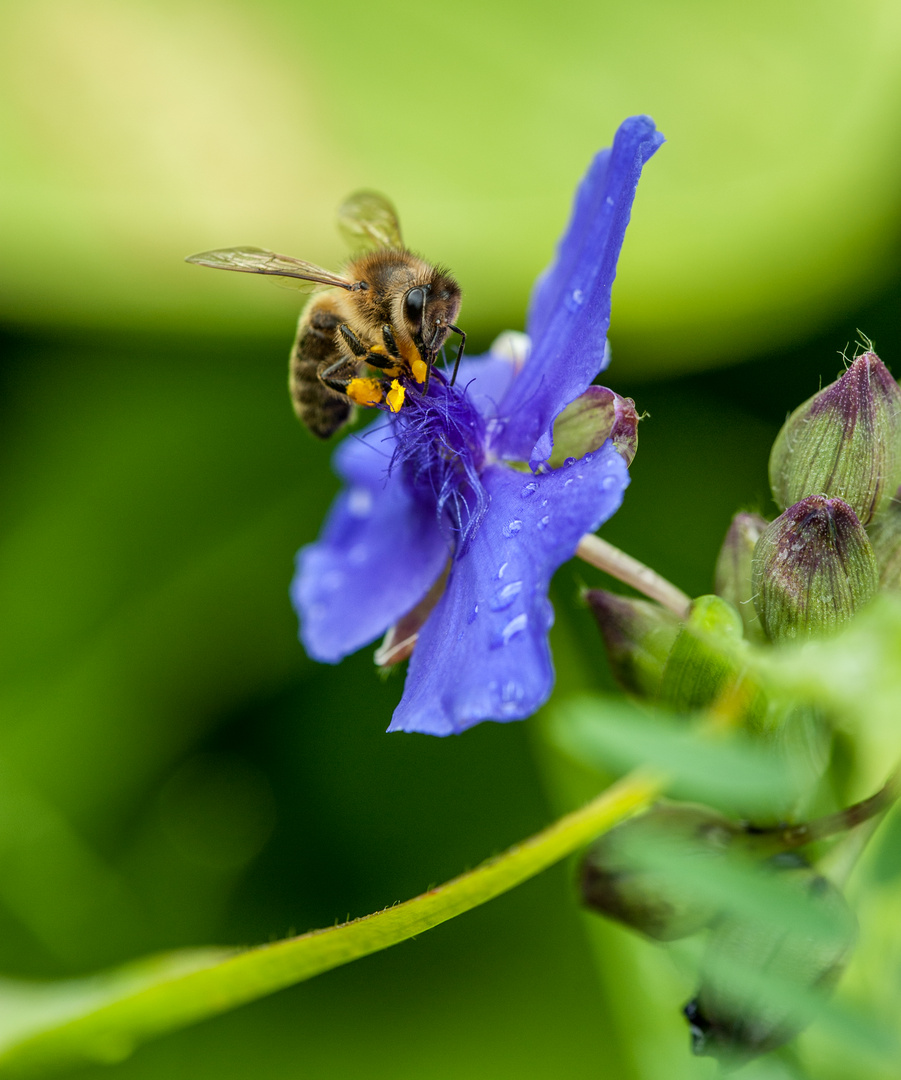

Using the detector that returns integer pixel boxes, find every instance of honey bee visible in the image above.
[185,192,465,439]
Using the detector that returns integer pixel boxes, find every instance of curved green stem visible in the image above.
[0,770,661,1076]
[752,771,899,851]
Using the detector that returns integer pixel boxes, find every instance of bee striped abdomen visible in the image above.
[290,301,352,439]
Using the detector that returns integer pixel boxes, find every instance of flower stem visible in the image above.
[748,772,899,851]
[0,770,662,1075]
[576,533,692,619]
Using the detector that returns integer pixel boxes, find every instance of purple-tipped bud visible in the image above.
[548,387,639,468]
[769,351,901,526]
[585,590,681,697]
[580,801,738,941]
[752,496,878,642]
[714,513,769,643]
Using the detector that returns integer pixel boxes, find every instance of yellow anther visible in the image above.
[411,358,428,384]
[386,379,406,413]
[346,377,383,408]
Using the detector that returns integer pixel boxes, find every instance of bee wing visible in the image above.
[185,246,356,292]
[338,191,404,252]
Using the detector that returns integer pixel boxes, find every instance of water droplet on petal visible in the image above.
[503,519,523,537]
[605,195,614,206]
[582,452,593,463]
[497,562,509,579]
[499,612,528,646]
[564,456,577,467]
[496,680,525,715]
[563,478,574,488]
[489,580,523,611]
[347,487,373,517]
[467,604,479,624]
[601,475,618,491]
[565,288,585,313]
[520,482,539,498]
[502,680,523,701]
[537,515,550,530]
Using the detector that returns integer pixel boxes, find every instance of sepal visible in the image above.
[658,596,744,711]
[548,388,639,468]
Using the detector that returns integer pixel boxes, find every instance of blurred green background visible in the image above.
[3,1,901,1077]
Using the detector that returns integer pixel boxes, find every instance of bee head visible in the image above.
[403,271,462,362]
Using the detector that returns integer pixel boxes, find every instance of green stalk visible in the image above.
[0,770,661,1076]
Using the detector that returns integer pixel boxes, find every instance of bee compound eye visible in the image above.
[404,288,425,330]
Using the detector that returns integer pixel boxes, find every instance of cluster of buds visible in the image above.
[737,348,901,642]
[580,806,858,1064]
[581,347,901,1061]
[590,349,901,669]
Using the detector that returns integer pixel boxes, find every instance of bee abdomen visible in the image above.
[290,304,352,439]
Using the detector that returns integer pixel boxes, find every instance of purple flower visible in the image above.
[292,116,663,735]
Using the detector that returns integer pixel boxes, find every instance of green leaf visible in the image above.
[0,772,659,1076]
[753,593,901,793]
[551,696,794,815]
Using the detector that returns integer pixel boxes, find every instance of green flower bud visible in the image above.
[584,590,681,697]
[865,485,901,589]
[769,351,901,526]
[548,387,639,468]
[580,801,739,941]
[658,595,747,712]
[714,512,769,643]
[752,496,878,642]
[685,857,857,1062]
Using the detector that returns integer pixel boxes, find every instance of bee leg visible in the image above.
[319,357,354,394]
[338,323,370,357]
[448,324,467,386]
[381,324,401,360]
[319,358,386,409]
[362,350,397,372]
[338,322,399,374]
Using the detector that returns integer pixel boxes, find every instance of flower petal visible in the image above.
[493,116,664,467]
[387,442,630,734]
[292,422,449,662]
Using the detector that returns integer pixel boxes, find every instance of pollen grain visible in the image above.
[386,380,406,413]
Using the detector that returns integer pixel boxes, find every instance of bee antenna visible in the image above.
[448,325,466,386]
